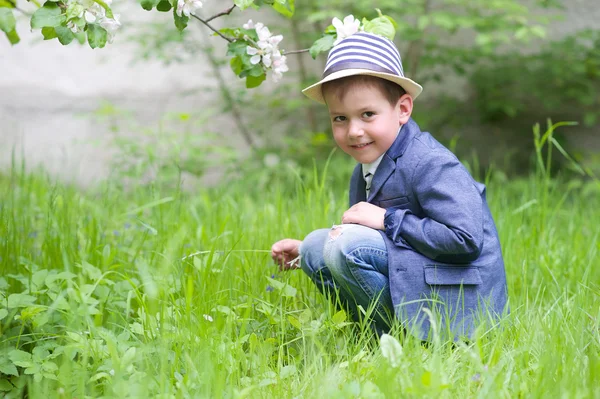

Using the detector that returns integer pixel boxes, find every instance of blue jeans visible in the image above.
[299,224,395,331]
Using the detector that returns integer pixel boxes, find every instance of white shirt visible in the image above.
[361,126,402,198]
[362,154,383,198]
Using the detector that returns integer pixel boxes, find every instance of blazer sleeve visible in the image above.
[383,150,484,263]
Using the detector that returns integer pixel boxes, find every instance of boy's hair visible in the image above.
[321,75,407,106]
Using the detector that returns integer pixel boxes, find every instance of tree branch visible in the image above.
[7,0,31,16]
[205,4,236,22]
[191,14,234,42]
[289,18,317,132]
[198,25,256,149]
[191,11,310,55]
[13,6,30,15]
[405,0,432,79]
[283,48,310,55]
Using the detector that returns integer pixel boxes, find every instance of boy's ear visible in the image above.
[396,93,413,125]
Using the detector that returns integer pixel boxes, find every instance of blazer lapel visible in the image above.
[367,154,395,202]
[349,163,366,206]
[367,120,420,202]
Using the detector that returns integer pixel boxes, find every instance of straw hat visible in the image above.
[302,32,423,104]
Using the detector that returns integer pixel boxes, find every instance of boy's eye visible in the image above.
[362,112,375,118]
[333,116,346,122]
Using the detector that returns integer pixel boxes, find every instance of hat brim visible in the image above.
[302,69,423,104]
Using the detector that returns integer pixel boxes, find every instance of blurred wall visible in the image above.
[1,0,599,185]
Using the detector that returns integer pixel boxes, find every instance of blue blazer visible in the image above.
[349,119,508,340]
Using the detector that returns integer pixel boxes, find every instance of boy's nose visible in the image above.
[347,121,364,138]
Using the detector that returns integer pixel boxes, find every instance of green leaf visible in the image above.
[30,2,66,29]
[121,347,137,368]
[227,40,249,57]
[0,309,8,320]
[219,27,239,38]
[32,269,49,290]
[41,27,57,40]
[234,0,254,11]
[7,293,36,308]
[0,358,18,377]
[265,276,296,297]
[73,31,86,44]
[287,315,301,329]
[156,0,172,12]
[4,28,19,44]
[362,12,396,40]
[55,26,75,45]
[246,64,264,77]
[331,309,347,325]
[0,8,16,33]
[9,350,33,368]
[92,0,114,18]
[173,8,188,32]
[0,379,14,391]
[272,0,294,18]
[0,0,15,7]
[309,34,334,59]
[230,56,244,75]
[87,24,107,49]
[140,0,160,11]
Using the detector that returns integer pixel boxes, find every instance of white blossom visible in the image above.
[84,10,96,23]
[176,0,203,18]
[243,19,255,30]
[203,314,213,322]
[271,51,288,82]
[66,0,121,41]
[332,14,361,45]
[99,14,121,43]
[245,21,289,82]
[67,19,83,33]
[246,46,261,65]
[255,22,271,42]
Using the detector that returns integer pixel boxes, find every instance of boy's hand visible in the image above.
[271,239,302,271]
[342,202,386,230]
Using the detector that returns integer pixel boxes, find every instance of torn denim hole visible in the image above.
[328,224,343,241]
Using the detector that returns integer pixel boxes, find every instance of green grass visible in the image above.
[1,152,599,398]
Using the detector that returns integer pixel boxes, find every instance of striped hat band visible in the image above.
[302,32,423,104]
[324,33,404,78]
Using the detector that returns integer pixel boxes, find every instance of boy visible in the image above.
[271,32,508,340]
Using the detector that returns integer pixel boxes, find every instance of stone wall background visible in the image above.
[1,0,599,186]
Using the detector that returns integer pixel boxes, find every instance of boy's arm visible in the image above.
[384,151,484,263]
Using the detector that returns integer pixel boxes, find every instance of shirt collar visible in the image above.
[361,125,402,179]
[362,154,384,179]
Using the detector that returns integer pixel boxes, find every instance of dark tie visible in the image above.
[365,172,373,195]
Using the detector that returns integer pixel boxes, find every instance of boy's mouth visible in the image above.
[351,142,374,149]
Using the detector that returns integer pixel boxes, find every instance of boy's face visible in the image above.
[323,81,412,164]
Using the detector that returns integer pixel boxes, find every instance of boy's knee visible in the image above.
[325,224,365,256]
[300,229,328,256]
[299,229,329,273]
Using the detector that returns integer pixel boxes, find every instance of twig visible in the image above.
[191,11,309,58]
[198,25,257,149]
[289,18,317,132]
[283,48,310,55]
[7,0,31,16]
[205,4,236,23]
[191,14,234,42]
